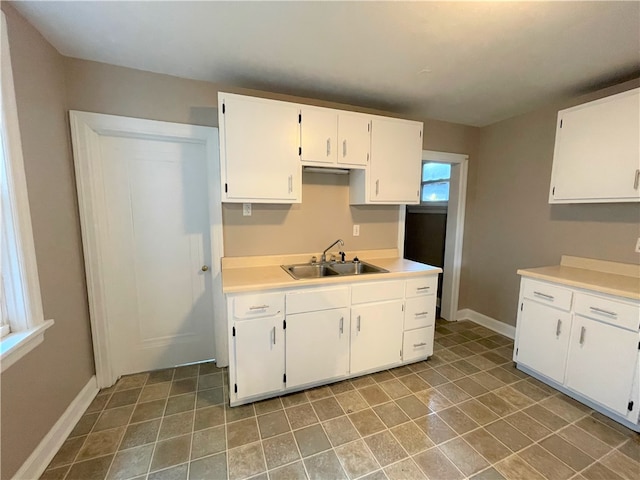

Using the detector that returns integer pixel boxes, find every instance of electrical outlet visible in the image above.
[635,237,640,253]
[242,203,252,216]
[353,224,360,236]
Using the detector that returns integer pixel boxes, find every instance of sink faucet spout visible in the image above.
[321,239,344,263]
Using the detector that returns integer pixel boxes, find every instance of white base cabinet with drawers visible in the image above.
[514,276,640,431]
[227,275,438,406]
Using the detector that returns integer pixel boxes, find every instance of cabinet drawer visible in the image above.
[574,293,639,331]
[351,280,405,305]
[403,327,434,362]
[233,292,285,319]
[404,295,436,330]
[406,276,438,298]
[522,278,573,311]
[286,286,350,314]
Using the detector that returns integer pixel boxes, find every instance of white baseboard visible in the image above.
[13,375,99,480]
[456,308,516,339]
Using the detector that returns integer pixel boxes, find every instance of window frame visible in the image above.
[0,11,53,371]
[420,160,451,208]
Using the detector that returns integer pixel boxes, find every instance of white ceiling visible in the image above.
[10,1,640,127]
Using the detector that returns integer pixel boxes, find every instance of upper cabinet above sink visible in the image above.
[218,92,424,205]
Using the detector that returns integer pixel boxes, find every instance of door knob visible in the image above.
[201,265,209,272]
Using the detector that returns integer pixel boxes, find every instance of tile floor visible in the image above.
[40,320,640,480]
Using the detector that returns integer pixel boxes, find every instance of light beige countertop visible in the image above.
[222,249,442,294]
[518,256,640,301]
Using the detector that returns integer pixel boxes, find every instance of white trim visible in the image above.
[456,308,516,339]
[422,150,468,322]
[12,376,99,480]
[70,111,225,386]
[0,319,54,372]
[397,205,406,259]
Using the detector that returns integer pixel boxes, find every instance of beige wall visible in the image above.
[0,6,94,479]
[461,79,640,327]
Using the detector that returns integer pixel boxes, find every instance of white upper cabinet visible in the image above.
[300,106,370,167]
[549,87,640,203]
[218,93,301,203]
[350,116,423,204]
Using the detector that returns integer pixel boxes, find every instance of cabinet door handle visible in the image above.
[250,305,269,310]
[272,326,276,345]
[288,175,293,194]
[634,169,640,190]
[327,138,331,156]
[413,342,427,347]
[579,326,586,345]
[589,306,617,317]
[375,179,379,195]
[414,311,429,316]
[533,291,554,301]
[357,315,361,332]
[339,317,344,334]
[555,319,562,336]
[343,139,347,157]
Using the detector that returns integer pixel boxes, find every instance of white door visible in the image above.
[70,112,224,387]
[516,299,572,384]
[286,308,350,388]
[351,300,403,374]
[566,316,638,416]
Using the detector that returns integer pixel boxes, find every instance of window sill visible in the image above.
[0,319,54,372]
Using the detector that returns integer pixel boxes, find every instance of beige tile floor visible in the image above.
[40,320,640,480]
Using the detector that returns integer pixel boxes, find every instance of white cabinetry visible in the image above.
[300,106,370,167]
[515,276,640,430]
[549,87,640,203]
[285,287,350,389]
[350,116,423,204]
[218,93,301,203]
[403,276,437,362]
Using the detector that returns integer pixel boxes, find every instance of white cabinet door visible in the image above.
[515,299,572,384]
[338,112,371,167]
[550,88,640,203]
[233,318,285,399]
[300,106,337,165]
[369,117,422,204]
[566,315,638,416]
[286,308,350,388]
[219,93,300,203]
[351,300,404,374]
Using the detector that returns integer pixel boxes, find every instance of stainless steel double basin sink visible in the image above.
[282,260,388,280]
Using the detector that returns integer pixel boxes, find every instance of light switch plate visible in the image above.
[243,203,252,216]
[353,225,360,236]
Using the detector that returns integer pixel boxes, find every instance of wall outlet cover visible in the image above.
[243,203,252,216]
[353,225,360,236]
[635,237,640,253]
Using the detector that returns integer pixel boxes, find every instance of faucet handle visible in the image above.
[310,256,317,264]
[330,254,337,262]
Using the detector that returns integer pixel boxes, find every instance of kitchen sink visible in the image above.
[282,260,388,280]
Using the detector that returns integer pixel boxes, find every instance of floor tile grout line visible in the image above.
[143,368,176,479]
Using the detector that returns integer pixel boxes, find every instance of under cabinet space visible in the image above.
[403,327,434,362]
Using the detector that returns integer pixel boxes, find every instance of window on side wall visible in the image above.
[421,162,451,206]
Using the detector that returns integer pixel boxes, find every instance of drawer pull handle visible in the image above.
[415,311,429,316]
[533,291,554,301]
[416,286,430,291]
[357,315,361,332]
[272,326,276,345]
[250,305,270,310]
[556,319,562,336]
[579,326,586,345]
[339,317,344,334]
[413,342,427,347]
[589,306,617,317]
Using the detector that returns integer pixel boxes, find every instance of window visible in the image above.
[0,11,53,370]
[421,162,451,204]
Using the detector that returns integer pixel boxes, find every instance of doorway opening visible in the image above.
[399,150,468,321]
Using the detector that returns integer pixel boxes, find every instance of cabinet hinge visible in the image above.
[283,373,287,383]
[232,326,236,337]
[368,122,370,132]
[628,400,634,411]
[516,347,518,356]
[420,130,422,138]
[222,103,225,114]
[298,146,302,156]
[560,119,562,128]
[637,341,640,350]
[234,383,237,393]
[298,113,301,124]
[402,304,405,312]
[520,302,523,311]
[552,186,555,196]
[225,183,228,193]
[283,319,287,329]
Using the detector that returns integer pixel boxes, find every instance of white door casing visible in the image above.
[70,111,225,388]
[398,150,468,322]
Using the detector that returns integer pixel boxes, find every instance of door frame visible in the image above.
[398,150,468,321]
[70,111,225,388]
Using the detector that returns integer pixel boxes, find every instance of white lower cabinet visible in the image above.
[351,300,404,374]
[515,276,640,430]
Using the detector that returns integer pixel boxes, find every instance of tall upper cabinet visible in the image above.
[549,87,640,203]
[219,93,301,203]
